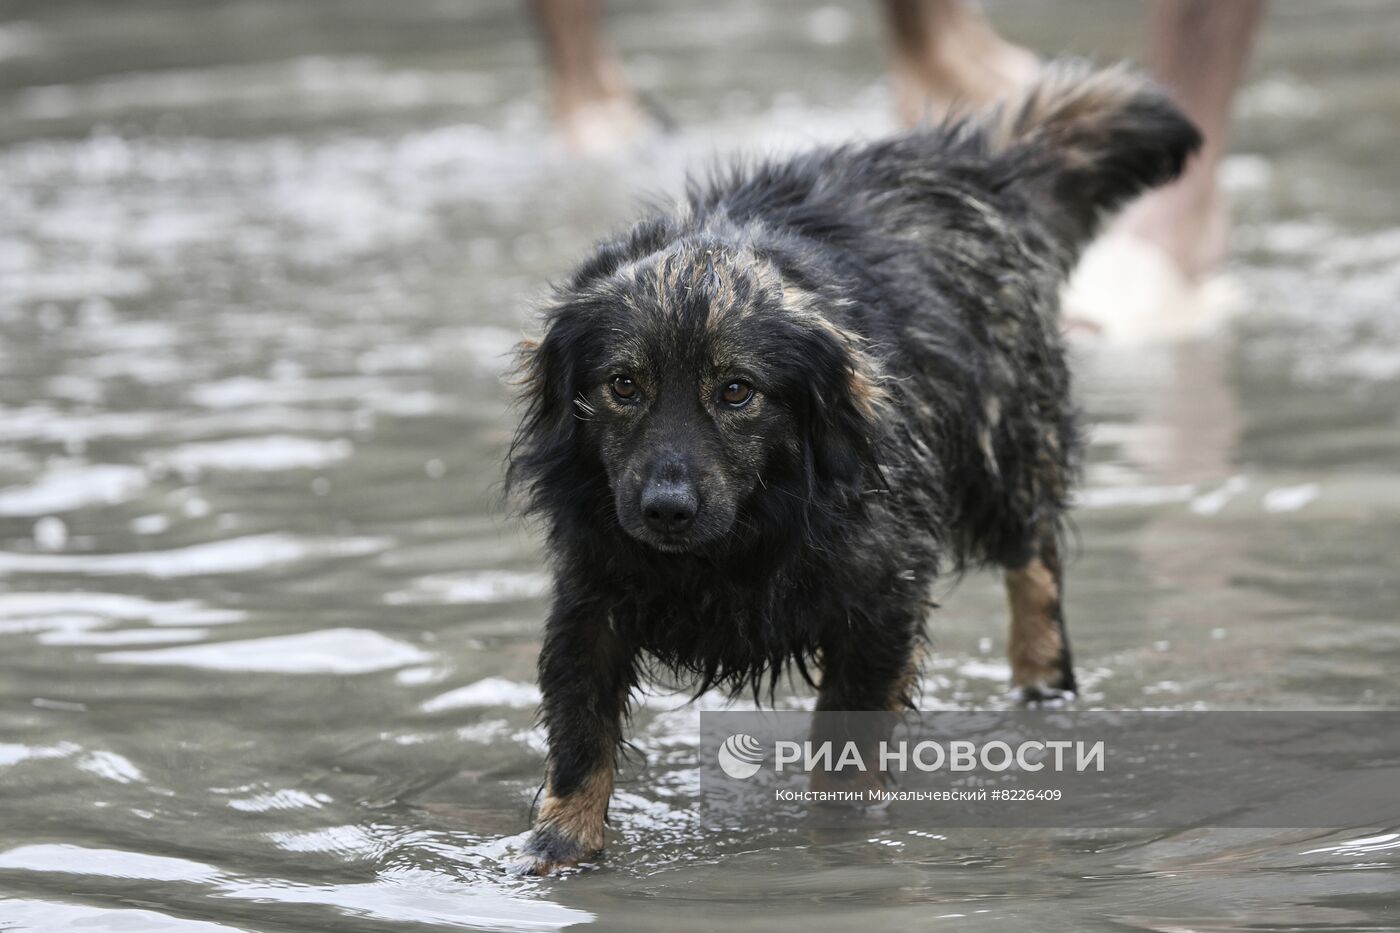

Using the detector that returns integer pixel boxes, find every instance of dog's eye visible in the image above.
[719,380,754,408]
[609,375,638,401]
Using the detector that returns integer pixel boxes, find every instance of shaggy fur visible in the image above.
[505,63,1201,874]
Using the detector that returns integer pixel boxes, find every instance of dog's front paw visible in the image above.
[505,826,599,877]
[505,854,582,877]
[809,760,894,808]
[1011,684,1076,709]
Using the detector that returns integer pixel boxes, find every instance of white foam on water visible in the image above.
[1237,74,1325,119]
[610,788,700,835]
[458,832,532,866]
[0,842,587,930]
[421,677,542,712]
[514,726,548,756]
[130,513,172,534]
[76,750,145,784]
[0,742,80,767]
[457,326,523,374]
[228,788,329,813]
[0,448,36,472]
[189,374,435,411]
[385,570,549,606]
[40,626,208,646]
[101,628,431,674]
[1263,483,1320,514]
[394,665,446,685]
[1333,345,1400,381]
[148,435,353,473]
[0,533,386,578]
[267,824,382,856]
[31,698,86,712]
[1075,484,1197,510]
[355,342,433,374]
[0,899,245,933]
[0,592,244,625]
[457,719,512,743]
[1301,832,1400,856]
[954,660,1014,682]
[1219,153,1273,192]
[0,613,108,636]
[0,405,163,444]
[0,743,146,785]
[222,867,593,931]
[32,515,67,550]
[1190,475,1250,516]
[0,844,220,882]
[2,266,151,303]
[0,462,148,515]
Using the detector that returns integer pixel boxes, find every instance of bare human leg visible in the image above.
[528,0,649,154]
[1004,536,1076,706]
[1115,0,1267,283]
[881,0,1038,127]
[1063,0,1265,342]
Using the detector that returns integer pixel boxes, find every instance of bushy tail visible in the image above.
[975,61,1202,253]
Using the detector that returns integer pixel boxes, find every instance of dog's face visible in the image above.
[583,282,785,553]
[514,239,887,554]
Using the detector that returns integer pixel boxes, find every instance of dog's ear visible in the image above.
[797,318,890,496]
[506,314,582,514]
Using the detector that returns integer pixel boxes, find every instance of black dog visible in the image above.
[506,63,1199,874]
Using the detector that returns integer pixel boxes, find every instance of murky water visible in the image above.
[1,1,1398,929]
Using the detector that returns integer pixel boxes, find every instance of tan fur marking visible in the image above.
[889,651,923,711]
[844,365,886,422]
[1004,558,1064,688]
[981,62,1136,155]
[777,276,892,422]
[700,250,739,325]
[537,766,613,854]
[509,337,544,393]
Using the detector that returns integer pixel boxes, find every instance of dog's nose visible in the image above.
[641,481,697,534]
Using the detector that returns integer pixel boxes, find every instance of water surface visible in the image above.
[1,1,1398,929]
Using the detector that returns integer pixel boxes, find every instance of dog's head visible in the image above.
[510,233,888,554]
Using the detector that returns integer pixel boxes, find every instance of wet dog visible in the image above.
[506,63,1199,874]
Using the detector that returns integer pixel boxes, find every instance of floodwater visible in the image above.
[1,1,1397,929]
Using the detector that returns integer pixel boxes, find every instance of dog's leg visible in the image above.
[809,624,919,798]
[510,604,633,876]
[1004,535,1076,706]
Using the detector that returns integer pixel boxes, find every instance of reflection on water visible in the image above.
[1,0,1398,929]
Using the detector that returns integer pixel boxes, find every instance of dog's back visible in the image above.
[700,62,1200,279]
[682,61,1201,568]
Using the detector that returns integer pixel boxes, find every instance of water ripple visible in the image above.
[0,533,387,577]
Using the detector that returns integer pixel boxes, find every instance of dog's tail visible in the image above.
[972,61,1202,256]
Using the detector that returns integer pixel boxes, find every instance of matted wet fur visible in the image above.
[505,63,1200,874]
